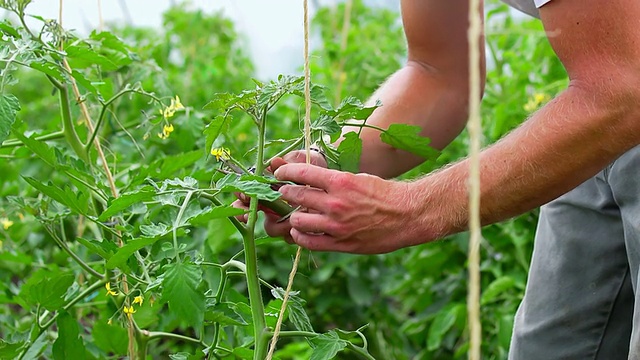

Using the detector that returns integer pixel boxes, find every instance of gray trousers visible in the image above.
[509,146,640,359]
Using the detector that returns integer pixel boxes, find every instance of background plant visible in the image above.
[0,1,567,359]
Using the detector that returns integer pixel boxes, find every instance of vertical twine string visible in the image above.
[265,0,310,358]
[467,0,482,359]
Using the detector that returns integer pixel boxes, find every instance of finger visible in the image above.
[289,211,342,237]
[279,184,329,212]
[234,192,250,205]
[282,150,327,167]
[231,200,249,223]
[264,213,294,243]
[290,229,353,252]
[275,163,343,191]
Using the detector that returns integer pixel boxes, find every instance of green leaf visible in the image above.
[310,331,348,360]
[427,304,461,351]
[29,60,65,82]
[189,205,246,226]
[161,262,205,328]
[311,115,341,138]
[204,115,231,155]
[65,45,119,71]
[20,269,75,311]
[0,94,20,145]
[0,340,25,359]
[331,96,380,120]
[52,311,86,360]
[336,132,362,173]
[379,124,439,159]
[76,238,117,260]
[11,131,57,167]
[98,190,156,222]
[106,237,164,270]
[70,70,99,95]
[272,288,314,333]
[205,302,249,326]
[217,174,282,202]
[481,276,516,305]
[92,320,128,355]
[22,177,89,215]
[0,21,20,38]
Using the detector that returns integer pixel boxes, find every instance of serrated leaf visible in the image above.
[89,31,130,54]
[161,262,205,328]
[189,205,247,226]
[70,69,98,95]
[11,131,57,167]
[310,331,348,360]
[205,302,248,326]
[106,237,164,270]
[272,287,314,332]
[92,321,128,355]
[0,94,20,145]
[331,96,380,120]
[380,124,439,159]
[98,190,155,222]
[217,174,281,202]
[337,132,361,173]
[52,311,86,360]
[0,21,20,38]
[65,45,118,71]
[427,304,461,351]
[20,269,75,311]
[29,60,65,82]
[0,339,25,359]
[204,115,231,155]
[139,223,170,237]
[311,115,341,137]
[22,177,89,215]
[481,276,516,305]
[76,238,117,260]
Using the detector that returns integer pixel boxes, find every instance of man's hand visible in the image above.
[274,163,428,254]
[231,150,327,243]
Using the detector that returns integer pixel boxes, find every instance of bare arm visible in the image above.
[347,0,484,178]
[414,0,640,240]
[274,0,640,253]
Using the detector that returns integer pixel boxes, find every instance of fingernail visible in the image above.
[274,168,281,179]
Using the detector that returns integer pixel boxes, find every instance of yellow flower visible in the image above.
[158,123,175,140]
[133,295,144,306]
[172,95,184,110]
[524,92,551,112]
[160,95,185,120]
[210,147,231,161]
[123,305,136,317]
[107,318,113,325]
[1,218,13,230]
[105,283,118,296]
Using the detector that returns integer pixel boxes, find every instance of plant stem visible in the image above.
[263,136,305,168]
[0,131,65,148]
[173,191,193,262]
[198,192,247,237]
[57,81,88,162]
[340,122,386,133]
[44,226,104,279]
[244,111,269,360]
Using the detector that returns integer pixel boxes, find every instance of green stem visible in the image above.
[56,79,89,162]
[173,191,193,262]
[0,131,65,148]
[44,226,104,279]
[211,267,228,351]
[245,111,269,360]
[263,136,305,168]
[147,331,206,346]
[340,122,385,133]
[198,192,248,237]
[85,88,163,153]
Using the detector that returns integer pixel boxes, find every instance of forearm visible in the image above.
[343,61,470,179]
[412,83,640,242]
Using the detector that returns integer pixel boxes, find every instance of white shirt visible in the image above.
[501,0,553,18]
